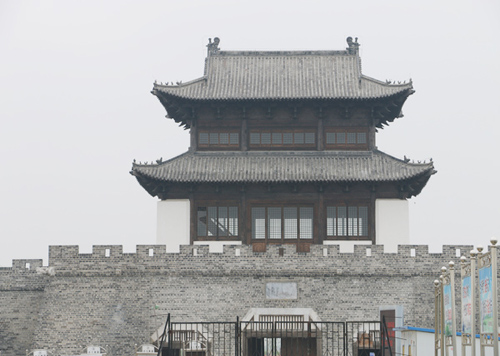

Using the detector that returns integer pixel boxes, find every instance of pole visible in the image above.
[470,250,477,356]
[448,261,457,356]
[441,271,446,356]
[435,279,441,356]
[490,239,498,355]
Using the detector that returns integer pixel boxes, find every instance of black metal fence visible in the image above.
[158,316,392,356]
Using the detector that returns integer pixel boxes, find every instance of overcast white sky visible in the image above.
[1,0,499,267]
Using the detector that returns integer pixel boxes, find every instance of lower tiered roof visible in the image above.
[131,150,435,198]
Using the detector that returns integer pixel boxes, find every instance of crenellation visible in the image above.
[221,244,242,255]
[11,259,43,271]
[352,244,371,255]
[40,243,493,273]
[179,244,195,255]
[136,244,166,257]
[92,244,123,257]
[49,245,79,259]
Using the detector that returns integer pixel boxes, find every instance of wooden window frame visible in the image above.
[195,203,239,241]
[325,203,370,241]
[198,130,240,150]
[324,128,369,150]
[249,129,316,150]
[250,204,315,243]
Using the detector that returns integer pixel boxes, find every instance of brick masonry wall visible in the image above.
[1,244,498,356]
[0,260,48,356]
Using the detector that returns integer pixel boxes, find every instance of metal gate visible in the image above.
[157,316,391,356]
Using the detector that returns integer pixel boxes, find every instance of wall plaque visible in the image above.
[266,282,297,300]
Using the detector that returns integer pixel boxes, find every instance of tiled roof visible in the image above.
[131,150,435,185]
[152,51,413,101]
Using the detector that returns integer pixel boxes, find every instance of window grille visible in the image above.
[230,133,239,145]
[199,133,209,144]
[261,133,271,145]
[299,207,313,239]
[268,208,282,239]
[252,207,266,239]
[324,129,368,149]
[218,207,228,237]
[207,207,218,236]
[357,132,367,144]
[197,206,238,238]
[209,133,219,145]
[198,131,239,148]
[251,206,314,240]
[228,207,238,236]
[250,132,260,145]
[219,132,229,144]
[283,132,293,144]
[197,208,207,236]
[327,205,368,237]
[249,130,315,147]
[326,132,336,144]
[305,132,315,144]
[284,207,298,239]
[294,132,304,144]
[272,132,282,144]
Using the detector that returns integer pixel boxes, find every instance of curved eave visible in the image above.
[152,87,414,129]
[131,150,435,199]
[152,78,413,101]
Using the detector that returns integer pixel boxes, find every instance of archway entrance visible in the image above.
[241,308,321,356]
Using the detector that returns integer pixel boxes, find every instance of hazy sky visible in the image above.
[1,0,499,267]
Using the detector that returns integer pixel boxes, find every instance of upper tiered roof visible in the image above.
[152,37,413,102]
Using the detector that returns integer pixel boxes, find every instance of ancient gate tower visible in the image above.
[131,37,435,254]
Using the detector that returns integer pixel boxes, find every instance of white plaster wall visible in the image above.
[375,199,410,253]
[156,200,190,253]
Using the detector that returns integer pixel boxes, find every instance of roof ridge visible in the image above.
[361,75,413,88]
[215,50,352,57]
[131,151,192,169]
[153,76,206,90]
[374,149,435,168]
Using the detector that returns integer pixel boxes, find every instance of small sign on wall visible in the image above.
[266,282,297,300]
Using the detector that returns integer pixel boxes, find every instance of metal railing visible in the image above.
[157,316,392,356]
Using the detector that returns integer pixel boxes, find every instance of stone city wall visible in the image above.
[1,244,497,356]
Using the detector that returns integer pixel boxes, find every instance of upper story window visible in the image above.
[250,130,315,148]
[197,206,238,239]
[199,131,239,149]
[325,128,368,150]
[252,205,313,241]
[326,205,368,238]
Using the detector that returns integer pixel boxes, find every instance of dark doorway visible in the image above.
[247,337,316,356]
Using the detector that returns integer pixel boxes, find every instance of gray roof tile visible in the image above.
[153,51,412,101]
[131,150,434,184]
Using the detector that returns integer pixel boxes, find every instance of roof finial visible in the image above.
[207,37,220,55]
[346,36,360,55]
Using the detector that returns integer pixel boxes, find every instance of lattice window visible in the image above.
[252,207,266,239]
[197,206,238,238]
[198,131,240,148]
[251,206,314,240]
[325,129,368,149]
[327,205,368,237]
[248,130,315,148]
